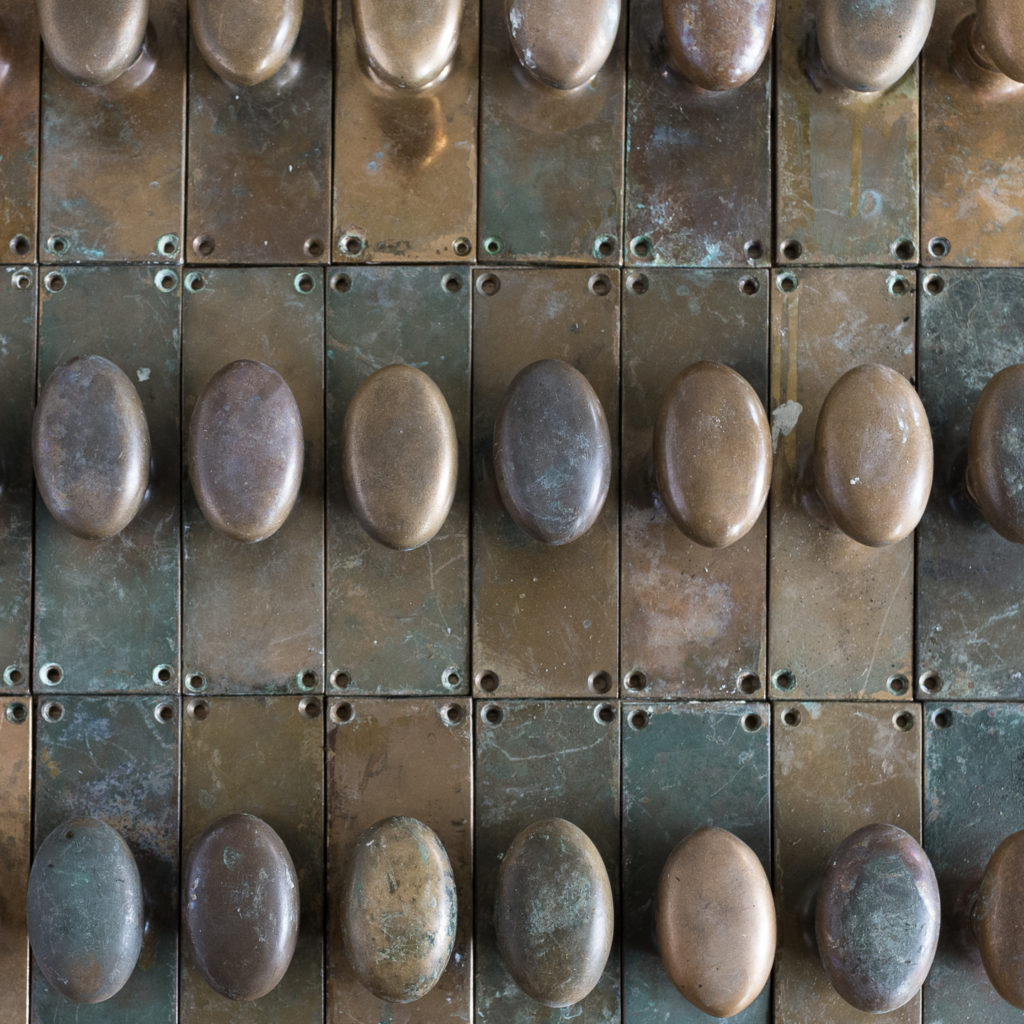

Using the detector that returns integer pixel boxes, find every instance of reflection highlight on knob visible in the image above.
[38,0,149,87]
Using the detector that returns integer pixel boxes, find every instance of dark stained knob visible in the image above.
[184,813,299,1002]
[653,361,771,548]
[816,824,940,1014]
[189,0,302,87]
[38,0,148,86]
[663,0,774,91]
[32,355,151,540]
[342,816,457,1003]
[974,830,1024,1008]
[353,0,462,90]
[656,827,775,1018]
[494,359,611,545]
[342,364,458,551]
[813,364,933,547]
[505,0,621,89]
[27,818,144,1004]
[188,359,304,543]
[976,0,1024,83]
[494,818,613,1008]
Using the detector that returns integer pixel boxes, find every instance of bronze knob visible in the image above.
[813,364,933,547]
[38,0,148,87]
[974,830,1024,1008]
[954,0,1024,90]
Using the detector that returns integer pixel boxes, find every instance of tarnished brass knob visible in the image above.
[653,361,771,548]
[656,827,775,1018]
[38,0,148,86]
[504,0,621,89]
[954,0,1024,88]
[814,364,933,547]
[974,830,1024,1008]
[816,824,940,1013]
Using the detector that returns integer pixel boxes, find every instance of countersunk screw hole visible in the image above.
[742,713,762,732]
[453,236,472,257]
[624,670,647,692]
[589,273,612,297]
[157,233,180,257]
[294,272,316,294]
[889,275,910,297]
[893,710,915,732]
[152,664,173,686]
[184,672,206,692]
[595,703,616,724]
[12,270,32,290]
[781,239,803,261]
[772,669,796,691]
[331,273,352,294]
[919,671,942,694]
[154,702,174,723]
[9,234,30,257]
[42,701,64,723]
[737,672,760,695]
[185,272,206,293]
[47,235,69,255]
[442,273,462,294]
[887,674,909,695]
[332,701,354,724]
[929,236,951,259]
[628,273,649,295]
[155,270,177,293]
[777,272,798,294]
[299,696,321,719]
[477,273,501,297]
[303,237,324,257]
[739,275,759,296]
[630,235,653,260]
[629,709,649,730]
[782,708,801,727]
[443,668,462,689]
[192,234,215,257]
[40,663,63,686]
[924,273,945,296]
[594,235,617,259]
[477,670,499,693]
[483,703,503,725]
[483,236,503,256]
[744,239,764,261]
[932,708,953,729]
[588,670,612,694]
[340,234,366,257]
[329,669,351,690]
[44,272,65,293]
[186,698,209,721]
[5,702,27,724]
[893,239,916,261]
[443,703,464,725]
[297,669,318,691]
[3,665,23,686]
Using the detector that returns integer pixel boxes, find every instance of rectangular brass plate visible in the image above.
[474,699,620,1022]
[332,1,478,263]
[775,0,919,265]
[186,1,332,265]
[326,266,470,695]
[477,0,625,264]
[35,265,180,693]
[182,267,324,695]
[180,695,323,1024]
[623,701,771,1024]
[773,701,922,1024]
[624,0,771,268]
[917,269,1024,698]
[326,697,472,1022]
[33,695,179,1023]
[472,268,619,698]
[622,268,768,699]
[769,266,916,699]
[38,0,185,263]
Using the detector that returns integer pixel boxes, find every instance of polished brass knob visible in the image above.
[974,830,1024,1008]
[656,827,775,1018]
[38,0,148,86]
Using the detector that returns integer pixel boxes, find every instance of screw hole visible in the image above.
[483,236,503,256]
[889,275,910,297]
[781,239,803,261]
[152,664,173,686]
[299,696,321,718]
[924,273,945,296]
[776,272,798,294]
[624,670,647,692]
[40,663,64,686]
[932,708,953,729]
[155,270,177,293]
[42,701,64,723]
[919,671,942,695]
[893,239,916,261]
[630,235,652,260]
[628,708,649,730]
[154,702,174,724]
[12,270,32,291]
[186,698,209,721]
[482,703,503,725]
[443,668,462,690]
[192,234,215,257]
[443,703,464,725]
[453,236,472,257]
[184,672,206,692]
[588,670,612,695]
[340,234,365,257]
[294,272,316,294]
[332,701,354,724]
[329,669,351,690]
[628,273,649,295]
[9,234,30,257]
[893,710,915,732]
[185,272,206,293]
[744,239,764,261]
[5,702,27,724]
[739,275,759,296]
[594,235,617,259]
[477,273,500,297]
[157,233,179,257]
[782,708,801,727]
[47,235,68,255]
[477,670,500,693]
[737,672,760,695]
[589,273,612,297]
[44,272,65,293]
[742,713,762,732]
[928,236,951,259]
[442,273,462,294]
[772,669,796,691]
[595,702,616,724]
[304,237,324,258]
[3,665,24,686]
[331,273,352,294]
[297,669,318,691]
[887,674,909,695]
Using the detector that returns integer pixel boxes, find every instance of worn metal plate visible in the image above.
[769,267,916,699]
[180,695,323,1024]
[477,0,625,264]
[475,699,620,1022]
[182,267,324,695]
[326,697,472,1022]
[775,0,919,265]
[472,268,619,698]
[333,0,477,263]
[35,265,180,693]
[326,266,469,695]
[186,0,331,265]
[32,695,179,1023]
[624,0,771,268]
[773,701,922,1023]
[622,268,768,699]
[623,701,770,1024]
[38,0,185,263]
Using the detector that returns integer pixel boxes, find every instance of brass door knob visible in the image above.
[504,0,621,89]
[813,364,933,547]
[342,816,457,1003]
[188,359,304,543]
[494,359,611,545]
[974,830,1024,1008]
[342,365,458,551]
[816,824,940,1013]
[953,0,1024,90]
[183,813,299,1001]
[494,818,613,1007]
[189,0,302,87]
[653,361,771,548]
[38,0,148,86]
[27,818,144,1003]
[33,355,151,540]
[656,827,775,1018]
[662,0,775,91]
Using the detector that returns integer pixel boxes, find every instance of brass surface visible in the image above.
[976,0,1024,83]
[975,830,1024,1009]
[38,0,147,87]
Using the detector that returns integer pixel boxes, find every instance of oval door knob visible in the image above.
[654,361,771,548]
[184,813,299,1001]
[817,0,935,92]
[816,824,940,1013]
[189,359,304,543]
[505,0,621,89]
[663,0,775,91]
[342,816,458,1003]
[38,0,148,86]
[33,355,151,540]
[656,827,775,1018]
[27,818,144,1003]
[189,0,302,87]
[494,818,614,1007]
[814,364,933,547]
[976,0,1024,82]
[974,830,1024,1008]
[353,0,461,89]
[494,359,611,545]
[342,364,458,551]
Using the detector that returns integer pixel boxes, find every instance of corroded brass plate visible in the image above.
[326,266,469,695]
[622,269,768,699]
[769,267,916,699]
[182,267,323,695]
[35,266,180,693]
[326,697,472,1022]
[472,268,619,698]
[773,701,922,1024]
